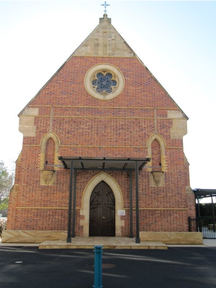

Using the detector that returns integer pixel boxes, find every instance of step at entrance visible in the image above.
[38,237,168,250]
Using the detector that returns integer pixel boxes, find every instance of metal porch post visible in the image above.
[67,160,73,243]
[197,199,202,232]
[135,161,140,243]
[129,170,133,238]
[72,169,77,238]
[211,196,216,232]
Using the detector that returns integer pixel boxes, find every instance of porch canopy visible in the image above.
[58,156,150,171]
[58,156,150,243]
[193,188,216,200]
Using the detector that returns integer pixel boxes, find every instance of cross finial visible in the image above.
[101,1,110,14]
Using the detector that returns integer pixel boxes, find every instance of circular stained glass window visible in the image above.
[92,72,117,94]
[84,64,125,100]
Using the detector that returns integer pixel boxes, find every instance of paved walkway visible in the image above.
[203,239,216,246]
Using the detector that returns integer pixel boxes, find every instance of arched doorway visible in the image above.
[80,171,124,237]
[89,181,115,236]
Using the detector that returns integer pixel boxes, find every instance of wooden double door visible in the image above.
[89,181,115,236]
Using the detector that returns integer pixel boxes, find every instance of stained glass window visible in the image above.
[92,72,117,94]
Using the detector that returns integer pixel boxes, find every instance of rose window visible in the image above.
[84,64,125,100]
[92,72,117,94]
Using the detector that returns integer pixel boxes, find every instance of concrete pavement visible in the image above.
[0,246,216,288]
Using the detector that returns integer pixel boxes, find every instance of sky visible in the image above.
[0,0,215,191]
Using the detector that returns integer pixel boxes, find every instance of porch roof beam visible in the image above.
[59,156,150,171]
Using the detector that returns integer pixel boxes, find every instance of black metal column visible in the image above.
[72,169,77,238]
[129,171,133,238]
[197,199,202,232]
[211,196,216,232]
[67,160,73,243]
[135,161,140,243]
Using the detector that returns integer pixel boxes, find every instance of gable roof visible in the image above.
[72,14,135,57]
[18,14,188,119]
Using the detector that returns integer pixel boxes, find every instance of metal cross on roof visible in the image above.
[101,1,110,14]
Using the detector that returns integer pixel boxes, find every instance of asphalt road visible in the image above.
[0,246,216,288]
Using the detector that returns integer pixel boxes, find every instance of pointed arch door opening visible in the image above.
[89,181,115,236]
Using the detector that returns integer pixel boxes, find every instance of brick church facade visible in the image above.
[4,14,199,244]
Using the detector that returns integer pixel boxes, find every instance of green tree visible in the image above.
[0,161,13,215]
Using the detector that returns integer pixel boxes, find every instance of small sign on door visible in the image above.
[118,210,125,216]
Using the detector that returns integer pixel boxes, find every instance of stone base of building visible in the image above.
[2,230,203,245]
[140,232,203,245]
[2,230,67,243]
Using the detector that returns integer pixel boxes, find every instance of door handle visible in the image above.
[102,216,106,219]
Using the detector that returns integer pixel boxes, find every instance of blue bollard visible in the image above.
[93,245,103,288]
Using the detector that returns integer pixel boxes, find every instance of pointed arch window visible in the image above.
[147,134,167,173]
[40,133,60,185]
[151,139,162,171]
[147,134,166,187]
[45,137,55,170]
[40,132,60,171]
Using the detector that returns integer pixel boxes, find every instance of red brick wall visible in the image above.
[7,56,195,234]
